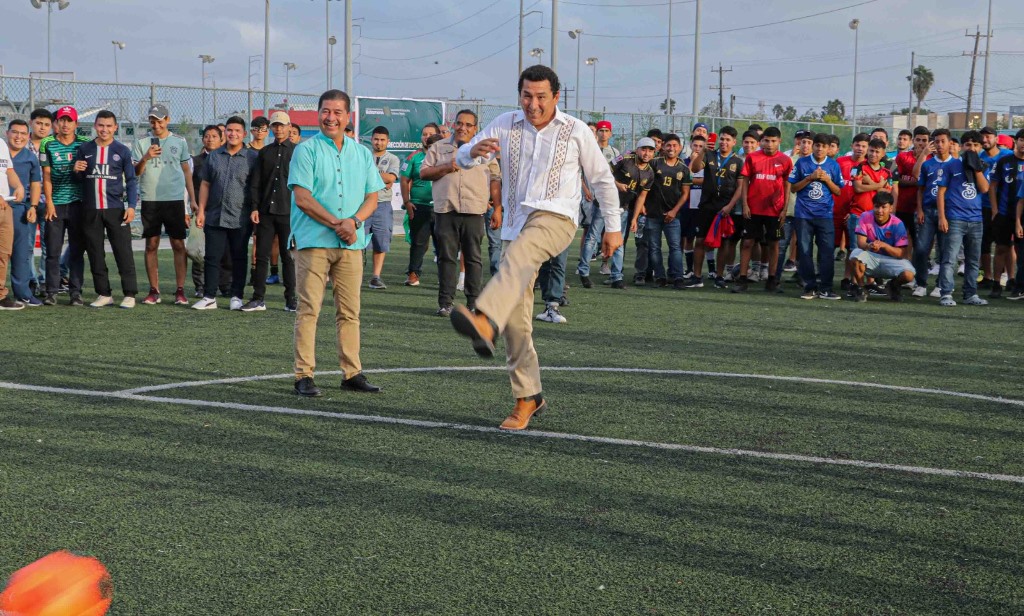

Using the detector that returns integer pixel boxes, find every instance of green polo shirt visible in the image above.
[400,150,433,206]
[288,132,385,251]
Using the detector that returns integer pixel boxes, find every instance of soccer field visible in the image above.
[2,236,1022,615]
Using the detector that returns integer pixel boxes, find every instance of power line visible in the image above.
[560,0,694,6]
[360,9,525,61]
[359,0,502,41]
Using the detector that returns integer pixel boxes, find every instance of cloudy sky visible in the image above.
[3,0,1023,118]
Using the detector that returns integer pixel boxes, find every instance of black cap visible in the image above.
[979,126,997,136]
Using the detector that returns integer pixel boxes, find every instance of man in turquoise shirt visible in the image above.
[288,89,385,397]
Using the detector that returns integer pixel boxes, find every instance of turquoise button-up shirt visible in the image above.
[288,132,384,250]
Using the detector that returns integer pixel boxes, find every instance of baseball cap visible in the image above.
[269,111,291,125]
[997,134,1013,148]
[979,126,997,136]
[693,122,708,131]
[795,129,813,140]
[636,137,657,150]
[596,120,612,131]
[55,106,78,122]
[147,103,169,120]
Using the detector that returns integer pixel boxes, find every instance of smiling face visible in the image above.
[662,139,681,161]
[94,117,117,142]
[454,112,477,145]
[982,132,999,151]
[636,146,655,164]
[812,141,829,161]
[420,125,438,148]
[6,123,29,151]
[149,116,169,137]
[31,116,51,141]
[224,122,245,148]
[319,98,349,140]
[742,136,757,154]
[872,199,893,225]
[519,78,560,129]
[202,128,223,152]
[55,116,76,139]
[718,133,735,155]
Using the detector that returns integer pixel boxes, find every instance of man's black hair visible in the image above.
[663,133,682,145]
[852,132,870,144]
[251,116,270,128]
[690,134,706,143]
[95,110,117,123]
[961,130,982,145]
[517,65,560,95]
[719,126,737,139]
[225,115,247,130]
[741,131,759,142]
[871,127,889,138]
[812,133,830,146]
[931,128,951,140]
[30,108,53,122]
[868,138,887,150]
[646,128,664,139]
[873,191,895,207]
[761,127,782,139]
[898,129,913,138]
[202,124,220,136]
[912,126,930,137]
[455,109,479,124]
[828,134,841,146]
[7,119,29,130]
[317,89,351,112]
[748,123,763,132]
[371,125,390,137]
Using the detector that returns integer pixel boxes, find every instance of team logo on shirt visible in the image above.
[676,172,683,181]
[808,182,824,200]
[113,154,121,162]
[170,146,179,156]
[962,183,977,200]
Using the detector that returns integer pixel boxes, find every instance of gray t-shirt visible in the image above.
[374,151,401,202]
[131,133,191,202]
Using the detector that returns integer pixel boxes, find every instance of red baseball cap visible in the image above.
[997,134,1013,149]
[55,106,78,122]
[596,120,612,131]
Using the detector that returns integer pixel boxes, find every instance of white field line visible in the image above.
[2,375,1024,484]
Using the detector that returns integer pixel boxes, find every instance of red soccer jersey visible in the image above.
[894,150,919,213]
[850,162,894,216]
[835,155,861,214]
[741,150,793,216]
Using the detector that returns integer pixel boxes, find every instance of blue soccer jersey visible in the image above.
[993,154,1024,216]
[980,147,1012,181]
[938,158,983,222]
[788,155,843,219]
[917,156,953,210]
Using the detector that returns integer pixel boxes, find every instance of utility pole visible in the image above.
[963,27,988,123]
[981,0,993,127]
[551,0,558,73]
[263,0,270,116]
[729,94,735,118]
[691,0,701,116]
[665,0,672,116]
[710,63,732,116]
[907,51,915,129]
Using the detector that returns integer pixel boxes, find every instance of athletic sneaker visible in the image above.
[978,278,994,290]
[579,275,593,289]
[783,259,797,272]
[601,277,613,285]
[962,294,988,306]
[285,300,297,312]
[0,297,25,310]
[911,285,927,297]
[713,276,727,289]
[818,291,841,300]
[120,296,136,309]
[730,276,750,293]
[722,271,734,282]
[19,296,42,307]
[834,249,847,262]
[69,296,84,306]
[633,275,646,286]
[929,286,942,298]
[535,304,567,324]
[405,273,420,286]
[610,280,625,289]
[58,276,69,294]
[90,295,114,308]
[174,288,189,306]
[868,284,887,297]
[43,294,57,306]
[599,261,611,275]
[747,269,760,283]
[989,284,1002,299]
[368,277,386,289]
[266,274,281,285]
[957,262,965,275]
[240,299,266,312]
[800,289,817,300]
[928,263,939,276]
[656,277,668,288]
[558,295,569,306]
[194,289,204,298]
[230,297,244,311]
[436,305,453,317]
[681,274,703,289]
[760,265,769,280]
[1007,289,1024,301]
[142,288,161,304]
[192,297,218,310]
[939,295,956,307]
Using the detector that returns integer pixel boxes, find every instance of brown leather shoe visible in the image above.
[499,394,546,430]
[450,304,498,358]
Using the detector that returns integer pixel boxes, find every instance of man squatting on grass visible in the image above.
[848,192,916,302]
[449,65,622,431]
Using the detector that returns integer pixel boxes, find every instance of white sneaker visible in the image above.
[599,261,611,275]
[760,266,769,280]
[928,264,939,276]
[534,304,567,324]
[963,294,989,306]
[1000,273,1009,287]
[722,271,734,282]
[119,296,136,309]
[230,297,244,311]
[89,295,114,308]
[911,285,927,298]
[939,295,957,307]
[192,297,218,310]
[957,262,965,275]
[929,286,942,298]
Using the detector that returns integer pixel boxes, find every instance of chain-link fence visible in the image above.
[0,74,320,154]
[1,73,889,155]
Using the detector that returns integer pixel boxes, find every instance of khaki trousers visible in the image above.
[293,247,363,380]
[0,204,12,301]
[475,210,577,398]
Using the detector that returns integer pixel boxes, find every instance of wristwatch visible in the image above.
[349,216,363,229]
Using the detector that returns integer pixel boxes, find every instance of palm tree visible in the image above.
[772,104,785,120]
[912,65,935,115]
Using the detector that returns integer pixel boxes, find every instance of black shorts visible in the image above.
[142,200,187,239]
[741,214,782,243]
[728,214,745,241]
[981,212,993,252]
[993,213,1017,247]
[693,208,719,238]
[679,208,698,239]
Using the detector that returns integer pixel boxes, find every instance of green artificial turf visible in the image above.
[1,236,1022,614]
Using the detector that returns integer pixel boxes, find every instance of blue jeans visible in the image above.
[538,247,568,304]
[646,216,683,281]
[10,204,37,300]
[795,217,835,292]
[576,201,604,276]
[484,207,501,276]
[775,216,795,279]
[609,209,633,282]
[938,219,982,299]
[913,208,943,288]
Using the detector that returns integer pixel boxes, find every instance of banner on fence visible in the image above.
[354,97,445,155]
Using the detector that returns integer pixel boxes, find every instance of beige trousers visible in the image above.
[475,210,577,398]
[293,247,363,380]
[0,205,11,301]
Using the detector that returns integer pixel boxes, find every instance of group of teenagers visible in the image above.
[582,121,1024,306]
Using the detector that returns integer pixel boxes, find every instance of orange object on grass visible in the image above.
[0,550,112,616]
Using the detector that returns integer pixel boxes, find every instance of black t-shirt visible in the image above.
[612,155,655,210]
[645,158,692,217]
[697,148,744,210]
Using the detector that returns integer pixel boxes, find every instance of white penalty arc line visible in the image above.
[2,372,1023,485]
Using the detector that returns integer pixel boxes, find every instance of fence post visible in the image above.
[630,114,635,150]
[28,76,35,111]
[247,89,254,130]
[149,83,155,109]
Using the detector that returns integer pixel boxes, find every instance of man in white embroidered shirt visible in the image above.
[450,65,622,431]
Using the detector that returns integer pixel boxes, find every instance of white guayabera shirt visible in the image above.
[457,107,621,241]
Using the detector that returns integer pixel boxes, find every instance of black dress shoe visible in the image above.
[341,373,382,393]
[294,376,322,397]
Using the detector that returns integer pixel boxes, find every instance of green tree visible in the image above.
[911,65,935,114]
[821,99,846,119]
[659,98,677,114]
[772,104,785,120]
